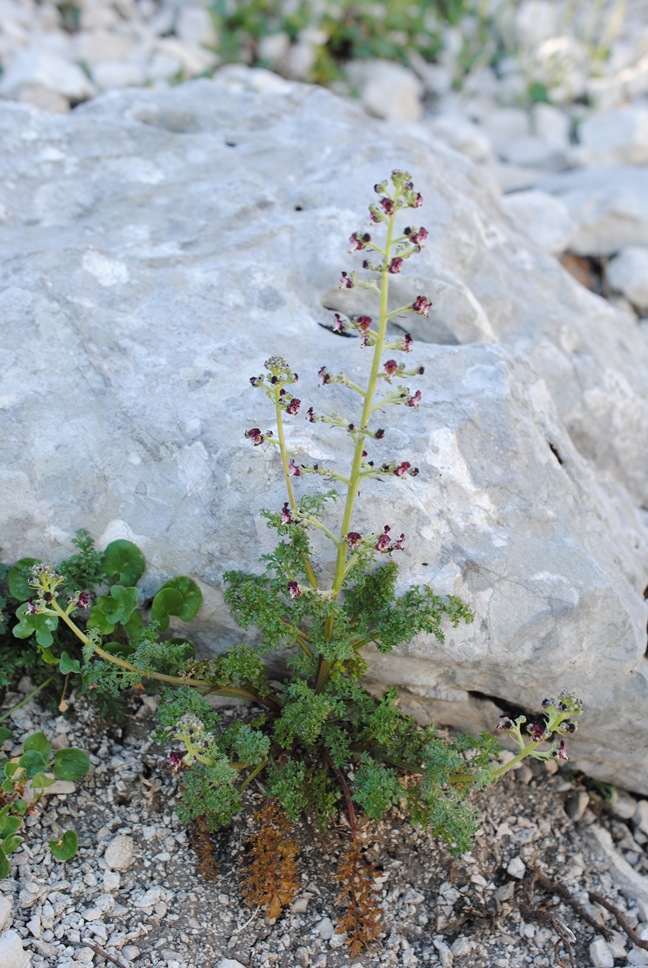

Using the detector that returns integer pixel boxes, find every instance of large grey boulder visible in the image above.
[1,75,647,792]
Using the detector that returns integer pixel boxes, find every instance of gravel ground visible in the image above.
[2,685,648,968]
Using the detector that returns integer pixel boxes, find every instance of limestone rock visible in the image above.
[1,78,647,793]
[575,106,648,167]
[607,245,648,313]
[0,931,31,968]
[500,189,575,254]
[346,59,424,123]
[104,835,136,871]
[0,47,96,104]
[539,166,648,255]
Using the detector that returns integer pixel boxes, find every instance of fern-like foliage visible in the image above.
[241,798,300,918]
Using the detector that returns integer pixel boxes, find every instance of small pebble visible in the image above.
[507,857,526,879]
[104,835,135,872]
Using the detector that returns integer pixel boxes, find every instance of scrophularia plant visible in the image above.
[16,171,583,950]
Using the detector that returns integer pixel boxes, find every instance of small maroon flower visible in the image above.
[169,751,184,772]
[375,526,392,552]
[76,591,91,609]
[25,601,40,615]
[392,533,406,551]
[497,716,514,730]
[288,461,301,477]
[249,375,263,387]
[288,581,302,599]
[286,398,301,415]
[412,295,432,317]
[410,227,428,247]
[332,313,346,333]
[369,206,383,223]
[347,532,363,550]
[406,390,422,408]
[318,366,332,385]
[394,461,411,477]
[374,428,385,439]
[383,359,399,380]
[388,258,403,274]
[281,502,293,525]
[380,197,395,215]
[529,723,549,743]
[402,333,413,352]
[410,192,423,208]
[305,407,316,422]
[349,231,371,251]
[564,722,576,734]
[340,271,354,289]
[355,316,372,334]
[245,428,265,446]
[552,741,569,760]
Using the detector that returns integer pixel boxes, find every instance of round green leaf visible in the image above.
[52,748,90,781]
[102,540,145,586]
[7,558,40,601]
[86,606,115,635]
[96,586,138,626]
[1,834,21,856]
[0,847,10,879]
[0,728,13,746]
[18,749,48,778]
[0,814,21,840]
[151,577,203,629]
[59,652,82,675]
[49,829,78,861]
[23,732,52,759]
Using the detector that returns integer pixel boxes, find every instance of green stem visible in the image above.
[314,202,398,692]
[51,600,271,704]
[488,741,542,781]
[239,758,269,791]
[0,673,59,723]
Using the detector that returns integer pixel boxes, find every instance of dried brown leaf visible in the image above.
[241,798,300,918]
[336,840,382,955]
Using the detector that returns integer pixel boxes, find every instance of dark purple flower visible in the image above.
[340,271,354,289]
[286,398,301,415]
[305,407,316,422]
[25,601,40,615]
[374,429,385,439]
[388,258,404,274]
[332,313,346,333]
[552,741,569,760]
[318,366,331,385]
[77,592,91,609]
[169,751,184,772]
[402,333,413,352]
[375,526,392,553]
[349,231,371,251]
[288,461,301,477]
[412,295,432,317]
[392,533,406,551]
[281,502,293,525]
[383,359,399,380]
[529,723,549,743]
[564,722,576,734]
[497,716,514,730]
[394,461,411,477]
[356,316,372,334]
[410,227,428,247]
[250,376,263,387]
[288,581,302,599]
[245,427,265,446]
[380,198,395,215]
[347,532,363,551]
[406,390,422,408]
[410,192,423,208]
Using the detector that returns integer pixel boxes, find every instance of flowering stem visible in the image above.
[49,598,270,704]
[314,202,398,693]
[239,758,270,791]
[488,741,543,781]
